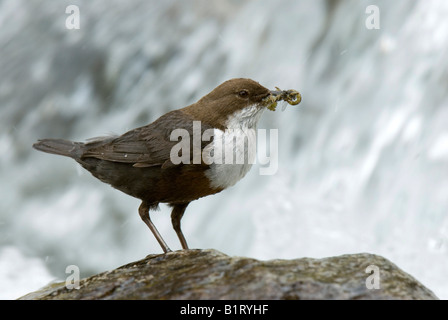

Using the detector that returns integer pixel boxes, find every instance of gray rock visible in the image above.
[19,249,438,300]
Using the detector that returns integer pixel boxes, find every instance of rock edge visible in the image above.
[19,249,438,300]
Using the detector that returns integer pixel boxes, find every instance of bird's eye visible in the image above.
[238,90,249,98]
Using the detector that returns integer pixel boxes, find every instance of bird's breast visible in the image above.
[203,105,265,189]
[203,127,258,190]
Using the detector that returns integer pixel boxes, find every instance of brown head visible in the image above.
[182,78,272,130]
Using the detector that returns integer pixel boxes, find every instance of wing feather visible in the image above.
[80,110,212,167]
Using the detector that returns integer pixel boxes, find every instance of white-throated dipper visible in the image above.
[33,78,301,253]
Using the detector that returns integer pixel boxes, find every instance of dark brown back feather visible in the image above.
[80,109,214,167]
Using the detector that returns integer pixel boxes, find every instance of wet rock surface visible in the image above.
[19,249,438,300]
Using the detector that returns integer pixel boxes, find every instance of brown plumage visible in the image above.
[33,78,276,252]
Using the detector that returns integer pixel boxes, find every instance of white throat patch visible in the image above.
[205,104,265,189]
[226,104,265,130]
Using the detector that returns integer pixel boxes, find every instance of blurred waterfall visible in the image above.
[0,0,447,299]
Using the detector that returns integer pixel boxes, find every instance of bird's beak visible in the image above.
[269,89,283,97]
[262,87,302,111]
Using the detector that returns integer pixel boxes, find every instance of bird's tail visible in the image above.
[33,139,83,159]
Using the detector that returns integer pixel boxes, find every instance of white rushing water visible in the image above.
[0,0,447,299]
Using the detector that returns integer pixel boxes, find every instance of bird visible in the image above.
[33,78,301,253]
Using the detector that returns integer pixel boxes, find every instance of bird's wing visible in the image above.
[81,110,212,168]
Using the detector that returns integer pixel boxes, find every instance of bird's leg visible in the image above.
[170,203,190,250]
[138,201,172,253]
